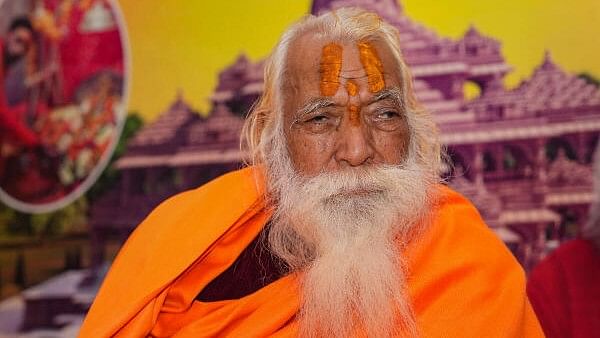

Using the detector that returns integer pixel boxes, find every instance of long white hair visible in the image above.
[240,8,442,337]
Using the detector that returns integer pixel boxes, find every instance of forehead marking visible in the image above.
[346,80,359,97]
[319,43,343,96]
[318,41,387,128]
[357,41,386,93]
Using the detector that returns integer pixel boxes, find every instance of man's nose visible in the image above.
[334,119,375,167]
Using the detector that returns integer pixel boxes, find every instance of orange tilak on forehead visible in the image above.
[357,41,386,93]
[319,43,343,96]
[346,80,360,126]
[318,42,385,127]
[345,80,359,97]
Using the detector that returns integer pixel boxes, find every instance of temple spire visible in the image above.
[464,24,481,38]
[540,50,558,71]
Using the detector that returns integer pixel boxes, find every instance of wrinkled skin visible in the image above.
[283,35,410,176]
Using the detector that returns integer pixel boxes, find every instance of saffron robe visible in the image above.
[79,167,544,337]
[527,239,600,338]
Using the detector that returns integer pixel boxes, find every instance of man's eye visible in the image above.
[376,111,399,120]
[295,113,337,134]
[307,115,329,123]
[370,110,404,132]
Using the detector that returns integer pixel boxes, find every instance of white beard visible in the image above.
[265,148,434,337]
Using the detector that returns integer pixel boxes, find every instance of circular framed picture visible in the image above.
[0,0,129,213]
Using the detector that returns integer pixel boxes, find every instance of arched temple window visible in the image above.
[503,146,518,171]
[483,151,496,172]
[556,208,580,240]
[502,145,532,178]
[227,94,259,118]
[444,148,471,181]
[584,135,599,164]
[546,137,577,162]
[463,80,482,101]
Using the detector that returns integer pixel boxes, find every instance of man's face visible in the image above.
[282,35,410,176]
[6,27,33,58]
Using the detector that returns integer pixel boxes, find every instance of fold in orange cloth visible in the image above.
[79,167,543,337]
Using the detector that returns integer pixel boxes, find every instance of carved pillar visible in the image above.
[173,167,184,190]
[474,144,484,188]
[120,169,131,205]
[181,166,195,190]
[551,219,560,241]
[89,227,106,272]
[576,132,586,163]
[146,168,159,194]
[576,205,589,236]
[536,222,547,260]
[451,76,464,101]
[535,138,547,183]
[491,144,503,177]
[522,244,532,272]
[522,223,548,272]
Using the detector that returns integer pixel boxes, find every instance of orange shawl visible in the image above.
[79,167,543,337]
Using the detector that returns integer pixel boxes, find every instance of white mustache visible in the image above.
[266,159,429,338]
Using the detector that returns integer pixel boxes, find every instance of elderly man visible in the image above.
[80,8,543,337]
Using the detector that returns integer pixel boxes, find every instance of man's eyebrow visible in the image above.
[295,97,336,117]
[367,88,402,105]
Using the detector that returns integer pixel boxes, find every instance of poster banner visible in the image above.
[0,0,599,336]
[0,0,128,213]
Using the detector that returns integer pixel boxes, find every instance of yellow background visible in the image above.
[117,0,600,121]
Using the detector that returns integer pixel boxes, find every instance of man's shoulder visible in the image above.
[80,168,265,337]
[143,166,260,222]
[432,184,493,235]
[117,166,262,260]
[434,184,480,214]
[95,167,263,299]
[411,183,521,271]
[412,185,543,338]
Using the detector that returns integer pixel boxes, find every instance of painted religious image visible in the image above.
[0,0,127,212]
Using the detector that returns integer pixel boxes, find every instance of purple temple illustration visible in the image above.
[94,0,599,271]
[5,0,598,334]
